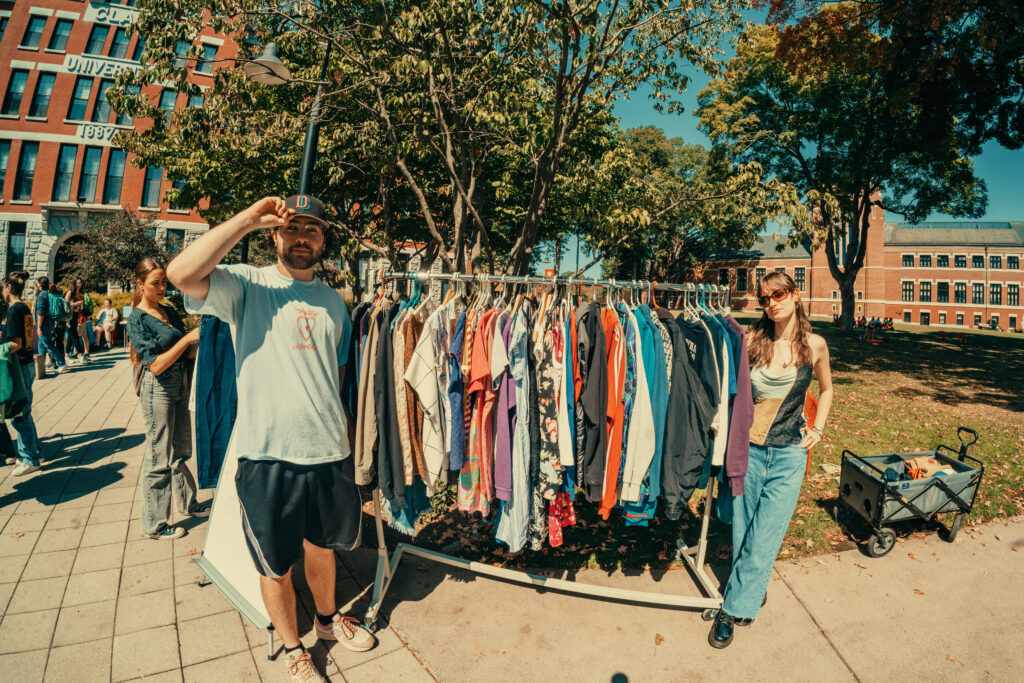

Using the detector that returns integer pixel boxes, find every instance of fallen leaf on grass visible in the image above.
[914,589,925,595]
[654,633,665,645]
[946,654,956,662]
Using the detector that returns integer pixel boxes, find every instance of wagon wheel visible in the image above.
[944,514,964,542]
[831,503,845,524]
[865,528,897,558]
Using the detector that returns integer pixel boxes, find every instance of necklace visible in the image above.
[775,336,795,369]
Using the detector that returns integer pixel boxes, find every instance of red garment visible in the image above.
[570,310,582,403]
[547,492,577,547]
[599,307,626,519]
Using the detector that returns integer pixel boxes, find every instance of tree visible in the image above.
[61,210,169,290]
[699,14,990,331]
[111,0,752,276]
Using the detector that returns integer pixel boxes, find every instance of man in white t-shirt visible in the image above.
[167,195,376,682]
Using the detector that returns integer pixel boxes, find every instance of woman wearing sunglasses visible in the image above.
[709,271,833,648]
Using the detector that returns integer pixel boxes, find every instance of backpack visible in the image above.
[83,293,94,316]
[47,292,72,324]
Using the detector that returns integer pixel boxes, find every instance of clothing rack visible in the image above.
[360,270,728,631]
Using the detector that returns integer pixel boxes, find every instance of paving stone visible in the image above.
[111,625,181,681]
[80,520,128,547]
[174,579,233,622]
[0,554,29,583]
[6,576,69,614]
[13,497,60,513]
[0,649,48,681]
[4,511,50,533]
[173,554,206,587]
[88,502,133,525]
[178,610,249,666]
[72,542,124,574]
[54,490,97,509]
[115,588,176,635]
[123,538,173,567]
[120,560,173,597]
[43,508,90,530]
[326,622,404,672]
[63,568,120,607]
[22,550,76,580]
[35,526,85,553]
[107,469,141,489]
[182,650,259,682]
[0,608,58,654]
[52,599,116,646]
[125,669,183,683]
[95,487,134,506]
[44,637,113,683]
[126,518,146,541]
[0,529,40,557]
[0,581,14,615]
[342,647,434,682]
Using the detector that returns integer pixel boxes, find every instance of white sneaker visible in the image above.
[283,650,326,683]
[314,613,377,652]
[145,526,186,540]
[12,463,41,477]
[57,366,69,374]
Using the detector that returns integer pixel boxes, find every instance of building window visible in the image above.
[48,19,73,51]
[956,313,964,326]
[187,93,204,108]
[0,17,8,45]
[919,281,931,302]
[0,140,10,190]
[902,254,914,267]
[919,254,932,268]
[920,311,930,326]
[166,229,186,254]
[174,41,190,68]
[937,254,949,268]
[974,313,982,327]
[141,166,163,207]
[196,44,218,73]
[2,70,30,116]
[990,255,1001,269]
[936,282,949,303]
[132,36,146,62]
[67,77,93,120]
[92,79,115,123]
[1011,315,1018,331]
[1008,284,1019,307]
[904,311,911,323]
[794,267,805,291]
[774,267,785,274]
[955,254,966,268]
[6,222,26,273]
[954,283,966,303]
[158,89,177,112]
[85,25,109,55]
[857,291,863,300]
[115,84,138,126]
[103,149,126,204]
[939,312,946,325]
[76,147,102,203]
[832,290,837,299]
[972,283,984,304]
[755,267,765,288]
[28,73,55,118]
[13,142,39,200]
[1008,256,1019,270]
[109,28,131,59]
[52,144,77,201]
[990,284,1001,305]
[718,268,729,286]
[20,16,47,49]
[991,314,999,328]
[972,255,984,268]
[169,178,189,210]
[902,281,914,302]
[737,268,748,292]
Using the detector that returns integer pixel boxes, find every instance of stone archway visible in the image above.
[52,234,87,287]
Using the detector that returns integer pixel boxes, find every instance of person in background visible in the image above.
[3,271,44,476]
[49,284,68,365]
[127,258,209,540]
[95,298,119,350]
[65,278,92,363]
[34,277,68,374]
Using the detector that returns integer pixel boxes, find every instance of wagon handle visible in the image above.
[957,427,978,450]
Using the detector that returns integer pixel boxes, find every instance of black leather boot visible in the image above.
[736,593,767,628]
[708,610,735,648]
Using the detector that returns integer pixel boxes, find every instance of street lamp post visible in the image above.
[241,41,333,261]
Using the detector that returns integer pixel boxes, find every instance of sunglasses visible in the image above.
[758,288,793,307]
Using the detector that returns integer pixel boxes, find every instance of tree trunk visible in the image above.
[839,275,857,334]
[554,238,562,275]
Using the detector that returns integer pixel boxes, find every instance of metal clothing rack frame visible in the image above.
[360,270,730,630]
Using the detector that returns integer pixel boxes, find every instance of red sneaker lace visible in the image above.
[337,615,361,639]
[288,651,317,681]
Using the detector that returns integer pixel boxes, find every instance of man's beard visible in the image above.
[279,243,324,270]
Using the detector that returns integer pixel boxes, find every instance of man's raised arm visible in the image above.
[166,197,292,301]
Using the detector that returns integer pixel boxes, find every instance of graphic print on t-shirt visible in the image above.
[294,307,320,351]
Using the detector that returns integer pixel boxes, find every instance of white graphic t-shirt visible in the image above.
[186,264,352,465]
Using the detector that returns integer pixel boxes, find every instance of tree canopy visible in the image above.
[61,210,169,291]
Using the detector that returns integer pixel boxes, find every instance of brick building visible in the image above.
[0,0,231,287]
[708,206,1024,331]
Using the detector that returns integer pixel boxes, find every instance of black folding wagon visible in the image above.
[833,427,983,557]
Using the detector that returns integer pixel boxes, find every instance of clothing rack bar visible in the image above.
[377,270,729,294]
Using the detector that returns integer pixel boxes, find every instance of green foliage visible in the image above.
[60,210,170,291]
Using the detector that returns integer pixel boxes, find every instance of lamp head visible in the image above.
[243,42,290,85]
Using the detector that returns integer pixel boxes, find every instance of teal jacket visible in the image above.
[0,343,29,420]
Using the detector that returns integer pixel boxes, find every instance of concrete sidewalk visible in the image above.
[1,350,1021,681]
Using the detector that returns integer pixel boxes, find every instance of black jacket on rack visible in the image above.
[374,302,406,508]
[579,301,608,503]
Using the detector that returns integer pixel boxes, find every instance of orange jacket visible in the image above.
[599,307,626,519]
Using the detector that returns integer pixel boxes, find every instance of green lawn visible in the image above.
[381,318,1024,570]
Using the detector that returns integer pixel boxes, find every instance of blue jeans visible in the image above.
[65,324,84,355]
[140,363,198,535]
[722,443,807,619]
[12,363,40,467]
[38,324,65,368]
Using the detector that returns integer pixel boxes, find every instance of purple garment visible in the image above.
[725,315,754,496]
[493,316,516,501]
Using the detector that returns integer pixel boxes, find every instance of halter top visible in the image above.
[749,365,813,446]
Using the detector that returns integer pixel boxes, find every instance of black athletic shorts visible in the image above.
[236,456,362,578]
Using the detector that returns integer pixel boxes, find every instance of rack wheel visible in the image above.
[866,528,897,557]
[701,608,718,622]
[945,514,964,542]
[362,617,378,633]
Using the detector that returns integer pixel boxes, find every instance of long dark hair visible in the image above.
[129,257,166,365]
[747,271,813,368]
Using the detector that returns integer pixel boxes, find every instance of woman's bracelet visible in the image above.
[810,426,824,437]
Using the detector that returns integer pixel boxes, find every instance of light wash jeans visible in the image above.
[722,443,807,619]
[140,363,198,535]
[38,324,65,368]
[12,363,40,467]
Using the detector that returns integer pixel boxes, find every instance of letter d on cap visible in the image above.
[297,195,310,210]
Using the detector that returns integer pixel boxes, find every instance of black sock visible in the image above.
[284,643,305,655]
[316,611,335,627]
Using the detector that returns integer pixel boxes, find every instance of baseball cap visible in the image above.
[284,194,329,228]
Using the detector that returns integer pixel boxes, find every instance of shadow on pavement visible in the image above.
[0,461,127,510]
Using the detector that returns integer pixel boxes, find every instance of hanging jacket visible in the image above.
[578,302,608,502]
[375,302,406,507]
[194,315,237,488]
[724,315,753,496]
